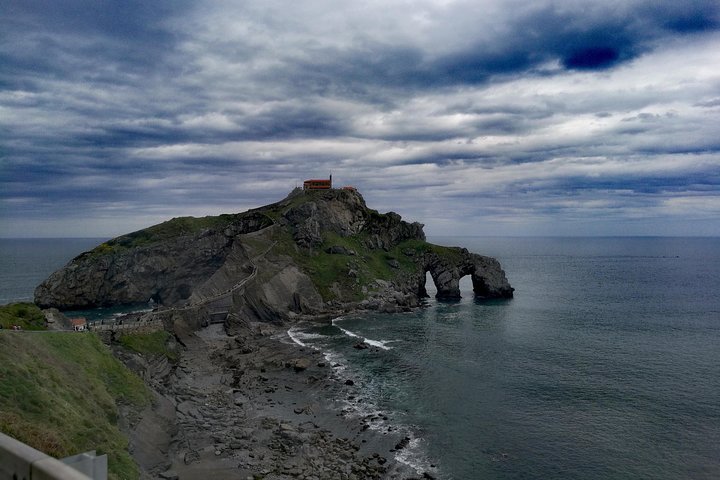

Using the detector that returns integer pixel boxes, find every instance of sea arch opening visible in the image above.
[420,266,494,300]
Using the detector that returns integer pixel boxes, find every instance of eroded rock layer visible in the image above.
[35,188,513,322]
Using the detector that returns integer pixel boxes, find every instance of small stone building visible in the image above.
[70,317,87,332]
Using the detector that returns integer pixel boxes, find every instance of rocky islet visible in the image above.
[35,188,513,315]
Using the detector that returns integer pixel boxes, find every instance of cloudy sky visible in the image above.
[2,0,719,238]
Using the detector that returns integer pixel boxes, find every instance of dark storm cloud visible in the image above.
[266,0,720,96]
[660,1,720,33]
[1,0,188,66]
[431,5,638,79]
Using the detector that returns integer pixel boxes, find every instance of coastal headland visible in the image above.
[27,188,513,478]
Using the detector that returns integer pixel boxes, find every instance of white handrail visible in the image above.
[0,432,92,480]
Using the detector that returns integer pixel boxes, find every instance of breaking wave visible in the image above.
[332,317,396,350]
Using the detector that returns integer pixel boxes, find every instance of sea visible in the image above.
[2,236,719,479]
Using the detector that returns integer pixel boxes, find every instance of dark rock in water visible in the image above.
[345,379,355,386]
[353,342,368,350]
[424,249,514,299]
[394,437,411,451]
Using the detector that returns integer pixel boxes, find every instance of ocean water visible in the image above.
[291,237,720,479]
[0,238,103,305]
[0,238,152,321]
[2,237,719,479]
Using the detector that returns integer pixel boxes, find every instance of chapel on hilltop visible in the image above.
[303,175,332,190]
[302,175,356,191]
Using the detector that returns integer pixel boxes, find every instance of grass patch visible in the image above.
[118,330,177,362]
[0,303,46,330]
[87,213,251,257]
[275,231,428,301]
[0,331,151,479]
[282,233,466,301]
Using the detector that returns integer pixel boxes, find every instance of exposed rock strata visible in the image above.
[418,251,515,299]
[35,188,513,322]
[115,323,421,479]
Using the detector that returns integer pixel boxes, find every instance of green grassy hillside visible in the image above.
[0,302,46,330]
[0,331,151,479]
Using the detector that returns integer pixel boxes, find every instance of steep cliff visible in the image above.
[35,188,513,324]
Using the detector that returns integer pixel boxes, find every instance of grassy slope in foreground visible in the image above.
[0,330,151,480]
[0,302,46,330]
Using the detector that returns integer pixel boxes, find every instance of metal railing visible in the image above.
[0,432,102,480]
[88,319,164,333]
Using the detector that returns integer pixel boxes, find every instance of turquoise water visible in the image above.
[3,237,719,478]
[291,237,720,479]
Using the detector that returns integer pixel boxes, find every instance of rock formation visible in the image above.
[35,188,513,325]
[419,250,514,299]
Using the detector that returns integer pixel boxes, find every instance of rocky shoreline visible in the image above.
[117,316,439,480]
[33,188,512,479]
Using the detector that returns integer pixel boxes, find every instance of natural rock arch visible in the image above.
[418,249,514,300]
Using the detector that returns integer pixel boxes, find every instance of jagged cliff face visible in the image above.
[35,189,513,323]
[34,213,272,309]
[281,188,425,248]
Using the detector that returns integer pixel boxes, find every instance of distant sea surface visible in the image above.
[0,238,102,305]
[291,236,720,479]
[2,236,719,479]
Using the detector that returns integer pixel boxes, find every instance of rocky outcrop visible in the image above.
[35,231,230,309]
[363,211,425,250]
[35,188,513,323]
[281,188,424,250]
[419,250,514,299]
[34,214,273,309]
[42,308,73,330]
[283,188,369,248]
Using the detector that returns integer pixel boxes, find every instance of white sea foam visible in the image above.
[286,328,306,347]
[394,436,437,477]
[363,337,395,350]
[286,326,324,349]
[333,317,395,350]
[289,319,437,476]
[337,325,360,338]
[339,388,436,477]
[321,349,348,374]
